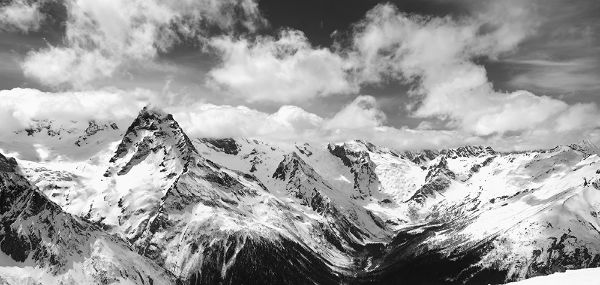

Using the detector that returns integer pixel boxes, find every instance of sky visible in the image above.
[0,0,599,151]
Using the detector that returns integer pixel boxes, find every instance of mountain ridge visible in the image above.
[2,107,600,284]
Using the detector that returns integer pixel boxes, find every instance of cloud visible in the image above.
[169,103,324,140]
[349,2,535,88]
[0,87,597,153]
[507,58,600,94]
[348,3,600,137]
[0,87,471,152]
[208,29,357,103]
[168,95,479,150]
[0,0,44,32]
[0,87,157,134]
[20,0,265,88]
[268,105,323,133]
[3,0,599,153]
[325,95,386,130]
[22,47,120,88]
[170,104,271,138]
[554,103,600,133]
[499,0,600,96]
[172,95,389,144]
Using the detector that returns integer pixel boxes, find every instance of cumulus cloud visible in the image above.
[0,87,467,151]
[0,87,157,134]
[325,95,386,130]
[22,47,120,88]
[170,104,272,138]
[0,87,597,153]
[349,3,600,137]
[268,105,323,133]
[20,0,265,88]
[168,95,480,150]
[172,95,387,143]
[208,29,357,103]
[169,103,324,141]
[0,0,44,32]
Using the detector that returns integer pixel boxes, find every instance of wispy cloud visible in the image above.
[497,0,600,96]
[506,58,600,95]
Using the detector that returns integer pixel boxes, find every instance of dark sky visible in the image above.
[258,0,469,47]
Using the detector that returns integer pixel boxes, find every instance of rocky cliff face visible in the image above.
[407,156,456,203]
[272,152,335,213]
[327,141,381,199]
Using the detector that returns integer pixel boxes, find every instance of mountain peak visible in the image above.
[332,140,378,154]
[444,145,495,157]
[403,145,495,165]
[125,106,176,134]
[328,142,380,198]
[106,107,198,176]
[272,151,306,181]
[408,156,456,204]
[565,140,600,157]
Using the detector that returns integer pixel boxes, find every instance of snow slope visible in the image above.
[198,138,600,283]
[508,267,600,285]
[0,152,175,285]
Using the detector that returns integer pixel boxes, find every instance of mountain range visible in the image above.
[2,107,600,284]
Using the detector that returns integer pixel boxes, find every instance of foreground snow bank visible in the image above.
[509,268,600,285]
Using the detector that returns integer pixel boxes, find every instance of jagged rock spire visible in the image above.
[106,107,199,176]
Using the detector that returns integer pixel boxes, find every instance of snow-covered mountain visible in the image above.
[2,107,600,284]
[0,118,123,161]
[0,152,175,284]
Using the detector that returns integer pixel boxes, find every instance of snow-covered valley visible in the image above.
[2,107,600,284]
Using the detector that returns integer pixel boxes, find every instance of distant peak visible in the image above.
[404,145,495,164]
[565,140,600,157]
[444,145,495,157]
[272,152,305,180]
[14,119,76,137]
[336,140,377,152]
[328,141,368,156]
